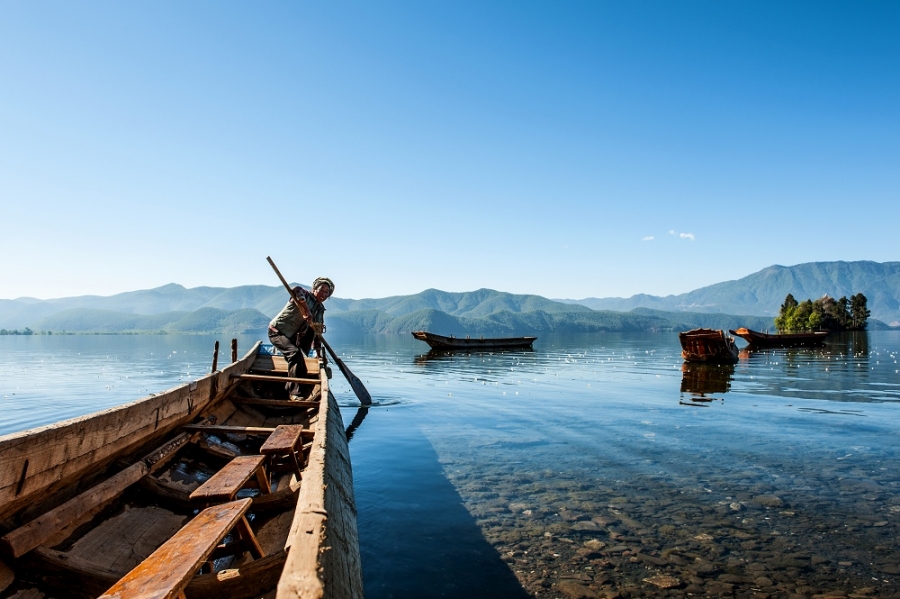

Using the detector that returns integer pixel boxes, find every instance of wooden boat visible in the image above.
[0,341,362,599]
[729,327,829,348]
[678,328,739,364]
[411,331,536,350]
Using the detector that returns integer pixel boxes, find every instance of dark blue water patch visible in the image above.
[350,407,530,599]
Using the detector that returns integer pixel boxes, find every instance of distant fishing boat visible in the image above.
[411,331,536,350]
[678,328,740,364]
[729,327,829,348]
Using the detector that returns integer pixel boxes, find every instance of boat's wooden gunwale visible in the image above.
[0,343,261,525]
[277,371,363,599]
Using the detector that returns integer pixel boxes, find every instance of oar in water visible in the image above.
[267,256,373,406]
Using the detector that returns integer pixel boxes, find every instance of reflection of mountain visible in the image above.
[680,363,735,397]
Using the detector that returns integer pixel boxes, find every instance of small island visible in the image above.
[774,293,870,333]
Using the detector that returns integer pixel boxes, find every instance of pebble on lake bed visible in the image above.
[643,574,682,589]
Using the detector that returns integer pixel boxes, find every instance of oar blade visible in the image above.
[335,357,372,405]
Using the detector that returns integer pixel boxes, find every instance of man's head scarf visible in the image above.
[313,277,335,294]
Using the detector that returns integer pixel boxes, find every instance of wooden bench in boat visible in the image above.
[231,373,320,385]
[259,425,305,479]
[98,498,262,599]
[183,424,316,439]
[189,455,271,503]
[233,397,319,409]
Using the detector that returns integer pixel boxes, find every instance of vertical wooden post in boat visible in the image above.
[231,339,238,363]
[211,341,219,373]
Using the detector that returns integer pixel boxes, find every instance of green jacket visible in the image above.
[269,287,325,339]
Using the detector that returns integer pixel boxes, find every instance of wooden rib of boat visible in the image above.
[729,327,829,348]
[678,328,740,364]
[411,331,536,350]
[0,342,362,599]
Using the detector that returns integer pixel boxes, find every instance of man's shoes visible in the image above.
[289,394,304,402]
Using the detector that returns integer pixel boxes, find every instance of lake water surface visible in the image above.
[2,332,899,598]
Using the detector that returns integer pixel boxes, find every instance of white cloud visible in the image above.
[679,233,695,241]
[642,236,654,241]
[669,229,676,235]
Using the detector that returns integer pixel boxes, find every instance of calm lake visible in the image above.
[2,331,899,598]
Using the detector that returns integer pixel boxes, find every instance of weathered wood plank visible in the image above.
[190,456,269,503]
[183,425,315,438]
[277,376,363,599]
[260,426,304,455]
[0,557,13,593]
[1,462,148,559]
[232,374,320,385]
[98,498,252,599]
[251,355,317,374]
[234,398,318,409]
[67,505,186,573]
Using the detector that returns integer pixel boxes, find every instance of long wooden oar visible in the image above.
[267,256,372,406]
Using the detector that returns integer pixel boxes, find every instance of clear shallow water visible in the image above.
[331,331,900,598]
[2,331,899,598]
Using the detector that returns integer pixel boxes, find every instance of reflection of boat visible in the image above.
[0,341,361,599]
[678,328,739,364]
[412,331,537,350]
[729,327,829,348]
[680,362,735,396]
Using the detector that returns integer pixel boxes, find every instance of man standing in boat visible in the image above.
[268,277,334,399]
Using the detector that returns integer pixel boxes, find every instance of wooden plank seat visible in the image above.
[98,498,263,599]
[259,425,305,479]
[233,397,319,409]
[230,373,319,385]
[189,455,271,504]
[183,424,316,439]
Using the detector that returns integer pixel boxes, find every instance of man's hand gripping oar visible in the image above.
[267,256,372,406]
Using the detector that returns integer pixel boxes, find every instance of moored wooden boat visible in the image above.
[678,328,740,364]
[729,327,829,348]
[0,342,362,599]
[411,331,536,350]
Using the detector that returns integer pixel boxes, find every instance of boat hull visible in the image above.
[0,342,362,599]
[679,328,740,364]
[412,331,536,350]
[729,327,829,348]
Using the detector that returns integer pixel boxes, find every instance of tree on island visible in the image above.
[774,293,869,333]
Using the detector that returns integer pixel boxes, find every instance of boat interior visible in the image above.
[0,346,324,599]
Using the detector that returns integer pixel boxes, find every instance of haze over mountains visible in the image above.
[2,261,897,335]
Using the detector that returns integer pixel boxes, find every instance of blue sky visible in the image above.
[1,1,897,301]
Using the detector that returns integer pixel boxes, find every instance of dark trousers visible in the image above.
[268,327,315,397]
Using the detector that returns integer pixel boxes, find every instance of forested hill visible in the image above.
[2,260,896,334]
[559,261,900,326]
[1,286,774,335]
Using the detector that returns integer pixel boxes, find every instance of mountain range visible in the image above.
[559,261,900,325]
[1,261,896,335]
